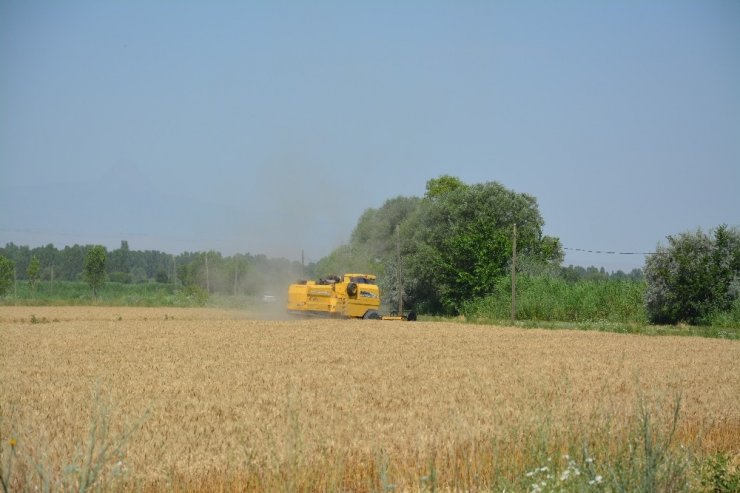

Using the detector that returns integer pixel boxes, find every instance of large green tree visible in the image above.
[319,176,562,315]
[404,179,562,314]
[644,225,740,324]
[84,245,107,296]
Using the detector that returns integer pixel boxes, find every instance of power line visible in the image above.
[563,247,661,255]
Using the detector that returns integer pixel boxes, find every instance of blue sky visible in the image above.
[1,1,738,271]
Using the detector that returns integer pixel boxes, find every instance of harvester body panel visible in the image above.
[287,274,381,319]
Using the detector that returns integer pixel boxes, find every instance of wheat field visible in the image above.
[1,306,738,491]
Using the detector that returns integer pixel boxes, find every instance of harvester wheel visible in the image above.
[407,311,417,321]
[347,282,358,297]
[363,310,381,320]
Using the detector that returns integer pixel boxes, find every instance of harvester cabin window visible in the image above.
[350,276,374,285]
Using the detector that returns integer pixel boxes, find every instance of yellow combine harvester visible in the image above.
[287,273,416,321]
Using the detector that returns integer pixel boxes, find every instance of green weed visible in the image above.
[700,453,740,493]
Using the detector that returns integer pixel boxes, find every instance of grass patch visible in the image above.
[0,281,204,308]
[420,317,740,340]
[484,319,739,340]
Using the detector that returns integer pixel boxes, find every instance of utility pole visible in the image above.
[511,223,517,321]
[205,253,210,293]
[234,259,238,296]
[397,224,403,316]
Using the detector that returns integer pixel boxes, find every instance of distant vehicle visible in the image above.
[286,273,415,321]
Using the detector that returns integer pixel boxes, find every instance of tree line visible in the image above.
[0,241,304,298]
[0,241,173,283]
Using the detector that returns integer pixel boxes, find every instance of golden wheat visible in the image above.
[1,306,738,491]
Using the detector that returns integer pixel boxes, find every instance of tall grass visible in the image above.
[1,281,272,310]
[462,275,740,335]
[463,275,648,324]
[0,281,204,307]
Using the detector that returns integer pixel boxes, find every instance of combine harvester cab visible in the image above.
[287,273,415,320]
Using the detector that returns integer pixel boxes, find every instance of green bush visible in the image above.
[182,284,209,306]
[701,453,740,493]
[645,226,740,325]
[706,297,740,329]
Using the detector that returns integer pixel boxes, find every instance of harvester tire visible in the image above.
[364,310,381,320]
[347,282,358,297]
[407,311,417,321]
